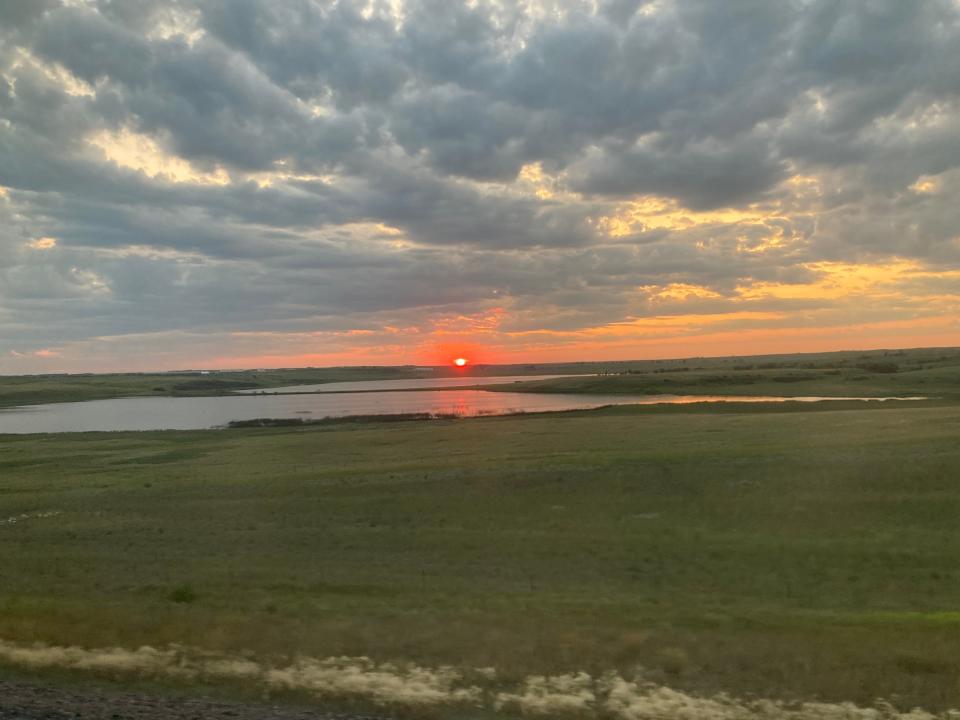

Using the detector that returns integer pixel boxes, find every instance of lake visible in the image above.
[0,375,927,433]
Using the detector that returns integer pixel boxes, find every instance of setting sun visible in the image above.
[453,357,468,367]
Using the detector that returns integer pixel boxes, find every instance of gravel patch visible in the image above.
[0,679,393,720]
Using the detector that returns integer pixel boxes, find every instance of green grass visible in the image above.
[3,402,960,710]
[487,347,960,400]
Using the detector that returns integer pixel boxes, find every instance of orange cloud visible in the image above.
[641,283,722,302]
[738,260,928,301]
[508,312,787,340]
[596,195,785,237]
[430,307,506,335]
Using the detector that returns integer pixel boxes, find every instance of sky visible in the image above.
[1,0,959,373]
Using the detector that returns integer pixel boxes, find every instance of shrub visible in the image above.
[855,362,899,374]
[167,584,198,604]
[657,647,691,676]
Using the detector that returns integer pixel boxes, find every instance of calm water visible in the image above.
[0,375,927,434]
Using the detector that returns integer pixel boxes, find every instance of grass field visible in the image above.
[488,346,960,400]
[3,400,960,715]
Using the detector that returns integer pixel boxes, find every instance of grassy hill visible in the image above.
[487,347,960,399]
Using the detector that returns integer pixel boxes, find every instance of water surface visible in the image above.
[0,385,927,434]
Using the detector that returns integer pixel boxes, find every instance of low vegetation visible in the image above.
[3,400,960,714]
[487,347,960,399]
[226,413,460,428]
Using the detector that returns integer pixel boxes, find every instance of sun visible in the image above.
[453,357,468,367]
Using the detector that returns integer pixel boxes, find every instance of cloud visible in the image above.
[1,0,959,372]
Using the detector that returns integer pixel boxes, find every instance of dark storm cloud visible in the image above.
[1,0,959,369]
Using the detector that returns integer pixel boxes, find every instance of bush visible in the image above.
[855,362,899,374]
[172,379,258,391]
[167,584,198,604]
[658,647,691,676]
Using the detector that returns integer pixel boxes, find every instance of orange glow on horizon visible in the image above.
[421,342,492,367]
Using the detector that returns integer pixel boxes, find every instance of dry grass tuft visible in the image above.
[2,639,960,719]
